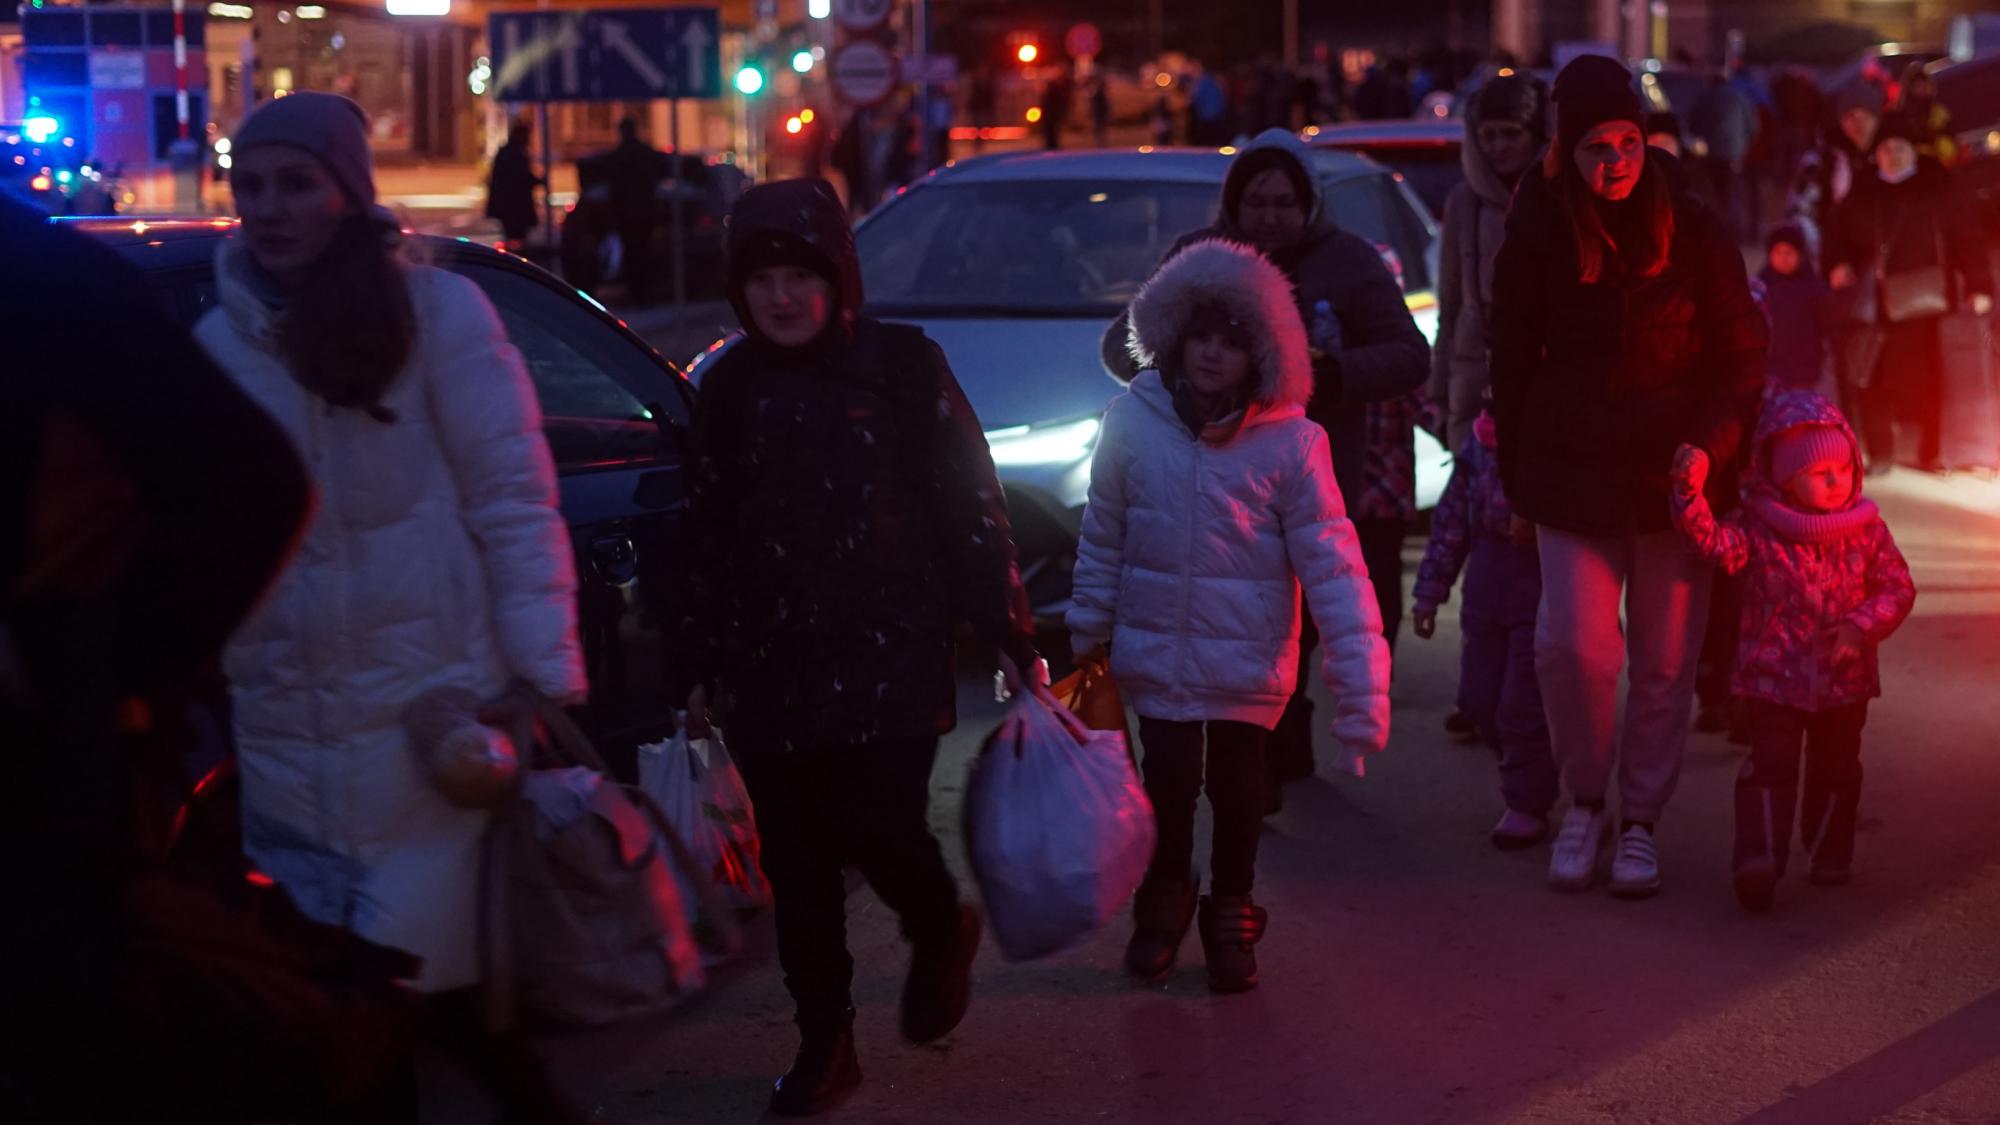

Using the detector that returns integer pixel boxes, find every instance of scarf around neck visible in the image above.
[1749,491,1880,544]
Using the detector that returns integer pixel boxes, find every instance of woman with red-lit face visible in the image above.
[1487,55,1769,902]
[1572,119,1646,201]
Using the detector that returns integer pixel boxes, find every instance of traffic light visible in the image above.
[734,64,766,96]
[792,50,814,74]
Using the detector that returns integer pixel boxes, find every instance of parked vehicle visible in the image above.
[558,150,750,299]
[1305,119,1464,219]
[69,217,697,776]
[770,147,1446,623]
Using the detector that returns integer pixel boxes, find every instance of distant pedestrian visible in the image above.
[608,116,665,302]
[679,179,1037,1117]
[200,93,591,1122]
[1090,76,1111,147]
[1691,69,1761,240]
[484,119,544,251]
[1670,391,1915,911]
[1788,81,1882,267]
[1644,110,1684,159]
[1892,63,1958,169]
[1150,91,1177,146]
[1070,238,1390,993]
[1759,224,1836,394]
[831,106,877,215]
[1188,69,1230,146]
[1489,56,1767,899]
[1411,399,1554,848]
[1435,72,1552,454]
[1822,118,1995,472]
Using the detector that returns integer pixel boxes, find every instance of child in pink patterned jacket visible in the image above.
[1670,389,1916,913]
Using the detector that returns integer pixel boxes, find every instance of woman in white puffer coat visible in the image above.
[198,94,588,1122]
[1068,238,1391,994]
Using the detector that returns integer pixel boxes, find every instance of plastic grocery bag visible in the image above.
[638,722,770,921]
[1049,650,1132,759]
[963,686,1156,962]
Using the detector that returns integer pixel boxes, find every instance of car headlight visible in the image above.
[984,416,1101,467]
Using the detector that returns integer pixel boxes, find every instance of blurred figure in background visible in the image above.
[485,119,544,254]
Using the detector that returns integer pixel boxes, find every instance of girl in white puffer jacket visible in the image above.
[1068,238,1391,993]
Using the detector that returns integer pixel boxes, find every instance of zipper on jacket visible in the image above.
[1173,433,1200,707]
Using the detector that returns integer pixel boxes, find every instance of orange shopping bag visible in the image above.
[1049,649,1131,751]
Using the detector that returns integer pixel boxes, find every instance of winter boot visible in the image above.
[1124,877,1199,982]
[1444,708,1480,742]
[1733,858,1778,913]
[1490,808,1548,850]
[771,1009,862,1117]
[1197,895,1268,994]
[900,903,982,1044]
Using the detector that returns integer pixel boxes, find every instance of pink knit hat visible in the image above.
[1770,423,1852,484]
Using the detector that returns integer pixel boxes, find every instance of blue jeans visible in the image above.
[1457,540,1556,816]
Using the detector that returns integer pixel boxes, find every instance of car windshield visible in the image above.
[860,173,1420,317]
[859,179,1218,317]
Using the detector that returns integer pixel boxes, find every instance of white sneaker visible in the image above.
[1547,806,1610,891]
[1609,826,1663,898]
[1490,808,1548,850]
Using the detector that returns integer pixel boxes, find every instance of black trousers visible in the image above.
[1270,517,1403,781]
[1734,699,1868,875]
[734,736,960,1028]
[1697,573,1743,713]
[1863,318,1943,468]
[1136,716,1271,898]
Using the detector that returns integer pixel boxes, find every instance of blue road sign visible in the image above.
[490,7,721,103]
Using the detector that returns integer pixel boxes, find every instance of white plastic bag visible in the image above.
[638,722,770,919]
[963,686,1156,962]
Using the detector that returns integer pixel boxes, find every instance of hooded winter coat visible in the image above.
[1411,417,1534,619]
[1101,129,1431,503]
[1489,149,1769,537]
[1431,96,1538,453]
[1671,391,1915,712]
[1069,240,1391,767]
[195,241,586,991]
[680,179,1035,752]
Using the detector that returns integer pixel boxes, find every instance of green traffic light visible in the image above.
[734,66,766,96]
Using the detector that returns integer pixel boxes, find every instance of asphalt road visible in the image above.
[421,470,2000,1125]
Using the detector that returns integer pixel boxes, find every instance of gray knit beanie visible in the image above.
[231,92,378,210]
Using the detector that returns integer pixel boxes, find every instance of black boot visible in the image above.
[1197,895,1268,994]
[771,1009,861,1118]
[1123,877,1198,982]
[900,903,982,1044]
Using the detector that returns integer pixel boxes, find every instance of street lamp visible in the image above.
[1017,43,1039,65]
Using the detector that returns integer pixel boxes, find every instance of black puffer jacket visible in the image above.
[1101,129,1430,503]
[680,179,1034,751]
[1489,151,1768,537]
[1822,167,1994,322]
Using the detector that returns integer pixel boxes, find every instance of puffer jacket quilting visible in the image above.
[1069,241,1391,760]
[197,241,585,990]
[1671,391,1915,712]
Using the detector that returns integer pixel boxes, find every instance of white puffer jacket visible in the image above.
[197,242,585,990]
[1068,240,1391,768]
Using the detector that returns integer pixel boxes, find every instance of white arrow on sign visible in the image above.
[678,17,713,91]
[601,19,667,90]
[554,18,583,95]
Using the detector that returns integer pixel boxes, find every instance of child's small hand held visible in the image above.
[1671,444,1710,499]
[1827,622,1865,663]
[1413,610,1437,640]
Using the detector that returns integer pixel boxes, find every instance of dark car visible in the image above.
[1305,120,1464,219]
[558,150,749,299]
[70,217,697,776]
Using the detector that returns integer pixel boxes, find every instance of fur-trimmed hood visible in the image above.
[1124,238,1313,410]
